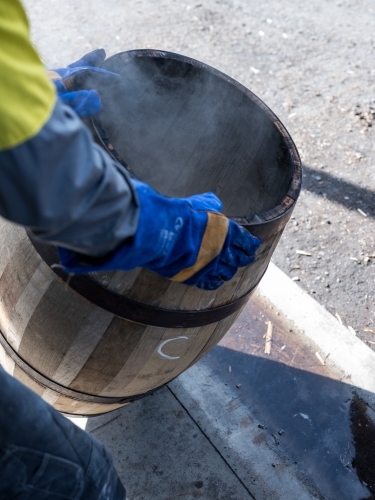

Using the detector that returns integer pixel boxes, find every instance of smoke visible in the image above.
[93,50,294,220]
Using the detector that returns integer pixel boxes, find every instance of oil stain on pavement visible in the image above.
[350,394,375,499]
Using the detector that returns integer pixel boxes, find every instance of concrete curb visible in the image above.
[170,371,325,500]
[257,262,375,402]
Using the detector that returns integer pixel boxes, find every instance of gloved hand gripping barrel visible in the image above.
[0,50,301,417]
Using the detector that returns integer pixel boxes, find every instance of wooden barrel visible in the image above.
[0,50,301,417]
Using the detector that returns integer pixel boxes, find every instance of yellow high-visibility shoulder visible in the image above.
[0,0,56,151]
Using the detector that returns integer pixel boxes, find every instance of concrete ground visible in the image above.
[70,266,375,499]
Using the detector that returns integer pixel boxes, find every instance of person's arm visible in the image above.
[1,99,139,256]
[0,0,139,256]
[1,0,260,291]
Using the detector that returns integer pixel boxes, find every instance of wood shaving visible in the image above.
[264,321,273,355]
[348,326,356,336]
[315,352,325,365]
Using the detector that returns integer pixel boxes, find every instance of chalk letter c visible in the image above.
[157,336,189,360]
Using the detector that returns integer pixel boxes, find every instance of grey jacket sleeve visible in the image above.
[0,99,139,256]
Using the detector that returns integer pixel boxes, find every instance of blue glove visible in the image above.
[48,49,120,117]
[58,181,261,291]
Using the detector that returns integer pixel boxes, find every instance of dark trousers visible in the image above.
[0,367,126,499]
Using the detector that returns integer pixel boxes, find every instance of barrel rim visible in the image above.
[92,48,302,228]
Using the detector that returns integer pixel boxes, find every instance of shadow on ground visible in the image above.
[204,346,375,500]
[302,164,375,217]
[85,345,375,500]
[86,383,255,500]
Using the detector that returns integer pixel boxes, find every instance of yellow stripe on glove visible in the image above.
[171,212,229,283]
[47,70,63,82]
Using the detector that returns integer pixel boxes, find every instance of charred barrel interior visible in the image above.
[93,50,300,223]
